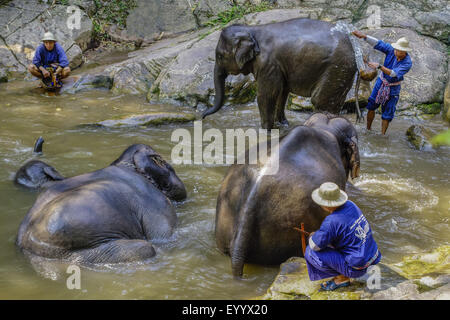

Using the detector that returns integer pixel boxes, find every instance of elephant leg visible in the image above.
[70,239,156,264]
[275,86,289,127]
[311,71,353,114]
[257,73,284,129]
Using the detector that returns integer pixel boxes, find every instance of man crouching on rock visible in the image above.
[304,182,381,291]
[28,32,71,81]
[352,30,412,135]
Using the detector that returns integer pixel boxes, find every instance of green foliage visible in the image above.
[417,102,442,114]
[431,129,450,146]
[205,1,274,28]
[91,0,137,42]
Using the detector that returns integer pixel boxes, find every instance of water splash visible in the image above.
[354,173,439,212]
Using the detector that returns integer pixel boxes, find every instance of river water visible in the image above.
[0,77,449,299]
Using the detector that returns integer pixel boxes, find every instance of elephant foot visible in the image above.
[71,239,156,264]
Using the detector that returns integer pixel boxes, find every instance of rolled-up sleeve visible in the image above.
[374,40,393,55]
[309,219,335,252]
[56,43,69,68]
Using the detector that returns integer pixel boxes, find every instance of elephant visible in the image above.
[16,143,187,264]
[201,18,358,129]
[214,113,360,277]
[14,137,65,189]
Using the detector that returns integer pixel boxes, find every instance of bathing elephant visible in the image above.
[215,113,360,277]
[201,18,357,129]
[16,143,187,264]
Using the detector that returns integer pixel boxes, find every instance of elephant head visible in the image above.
[305,113,360,179]
[202,25,260,119]
[111,144,187,201]
[15,160,64,189]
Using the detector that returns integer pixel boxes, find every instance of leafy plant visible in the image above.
[205,1,274,28]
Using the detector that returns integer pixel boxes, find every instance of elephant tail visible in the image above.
[230,180,260,278]
[33,136,44,154]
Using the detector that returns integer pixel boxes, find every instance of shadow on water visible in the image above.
[0,79,449,299]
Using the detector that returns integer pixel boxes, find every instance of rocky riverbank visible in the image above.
[259,245,449,300]
[1,1,448,122]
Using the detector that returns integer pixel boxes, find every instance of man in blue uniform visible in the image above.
[304,182,381,291]
[28,32,71,80]
[352,31,412,135]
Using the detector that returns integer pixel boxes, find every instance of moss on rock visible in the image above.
[417,102,442,114]
[388,245,450,279]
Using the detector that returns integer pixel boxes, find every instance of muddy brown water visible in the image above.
[0,79,449,299]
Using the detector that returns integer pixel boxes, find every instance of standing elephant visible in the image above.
[202,18,357,129]
[215,113,360,277]
[16,143,187,264]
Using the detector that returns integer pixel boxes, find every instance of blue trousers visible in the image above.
[304,246,368,281]
[366,79,400,121]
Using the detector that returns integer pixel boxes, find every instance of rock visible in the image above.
[260,257,366,300]
[124,0,199,42]
[406,125,435,150]
[0,65,8,82]
[0,0,93,75]
[287,95,315,112]
[80,112,196,128]
[388,245,450,279]
[62,74,113,93]
[444,64,450,123]
[416,102,442,115]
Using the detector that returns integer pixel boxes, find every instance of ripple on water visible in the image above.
[354,173,439,213]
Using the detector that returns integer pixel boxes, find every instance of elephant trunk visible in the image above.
[202,64,227,119]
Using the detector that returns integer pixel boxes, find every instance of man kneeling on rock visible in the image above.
[352,30,412,135]
[28,32,70,81]
[304,182,381,291]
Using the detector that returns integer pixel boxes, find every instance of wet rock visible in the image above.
[405,125,435,150]
[388,245,450,279]
[0,0,93,75]
[0,66,8,82]
[444,64,450,123]
[286,95,315,112]
[62,74,113,93]
[260,257,366,300]
[80,112,196,128]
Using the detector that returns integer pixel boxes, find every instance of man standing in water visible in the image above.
[304,182,381,291]
[28,32,71,81]
[352,31,412,135]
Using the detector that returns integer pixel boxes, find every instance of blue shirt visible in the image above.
[310,200,380,268]
[32,42,69,69]
[373,40,412,96]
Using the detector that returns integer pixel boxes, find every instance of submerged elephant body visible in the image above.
[215,113,360,277]
[16,144,186,264]
[202,18,357,129]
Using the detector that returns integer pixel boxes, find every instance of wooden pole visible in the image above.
[301,222,306,256]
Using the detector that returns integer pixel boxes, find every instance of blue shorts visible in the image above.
[304,246,368,281]
[366,81,400,121]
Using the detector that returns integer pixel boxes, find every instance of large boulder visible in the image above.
[444,63,450,123]
[124,0,233,42]
[0,0,93,77]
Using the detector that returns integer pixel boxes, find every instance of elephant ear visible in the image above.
[43,166,64,181]
[133,149,169,182]
[234,31,260,69]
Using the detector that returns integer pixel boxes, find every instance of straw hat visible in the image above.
[391,37,412,52]
[311,182,348,207]
[42,32,57,42]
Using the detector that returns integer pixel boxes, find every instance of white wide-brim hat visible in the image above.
[391,37,412,52]
[42,32,57,42]
[312,182,348,207]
